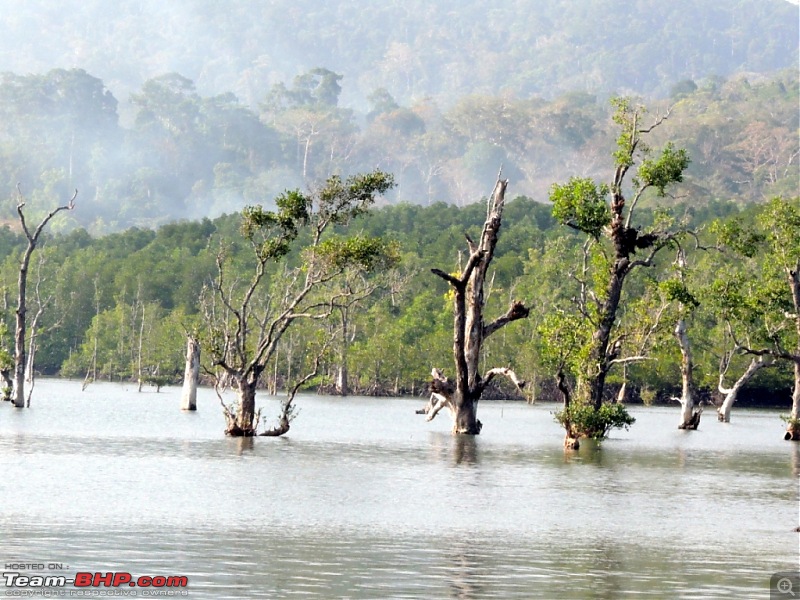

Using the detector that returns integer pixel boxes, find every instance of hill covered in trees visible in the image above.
[0,67,795,232]
[0,0,796,106]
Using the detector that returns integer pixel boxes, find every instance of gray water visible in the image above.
[0,379,797,599]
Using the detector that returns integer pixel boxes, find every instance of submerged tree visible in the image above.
[663,247,704,429]
[418,177,530,434]
[704,216,773,423]
[548,98,690,445]
[201,170,396,436]
[11,188,76,407]
[180,334,200,411]
[711,198,800,439]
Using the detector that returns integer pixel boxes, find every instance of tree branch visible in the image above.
[431,268,461,288]
[483,300,530,338]
[482,367,526,390]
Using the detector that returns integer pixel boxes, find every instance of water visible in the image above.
[0,379,797,599]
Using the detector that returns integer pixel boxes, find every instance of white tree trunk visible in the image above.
[718,356,771,423]
[675,317,702,430]
[787,361,800,441]
[180,336,200,411]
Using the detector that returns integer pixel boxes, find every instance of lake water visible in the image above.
[0,379,797,599]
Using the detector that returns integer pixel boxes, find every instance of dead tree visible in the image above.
[24,249,69,407]
[181,335,200,411]
[419,177,530,434]
[12,188,76,407]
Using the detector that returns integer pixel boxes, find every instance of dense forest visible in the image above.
[0,1,796,439]
[1,0,797,105]
[0,188,796,411]
[0,67,795,232]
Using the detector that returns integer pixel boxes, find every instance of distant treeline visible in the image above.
[0,194,795,409]
[0,66,795,233]
[0,0,796,106]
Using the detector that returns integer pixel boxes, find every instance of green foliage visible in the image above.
[549,177,610,238]
[319,171,396,224]
[611,97,643,168]
[0,176,793,407]
[637,143,690,195]
[760,197,800,264]
[710,217,765,258]
[315,235,400,271]
[780,415,800,428]
[0,322,13,372]
[536,309,590,375]
[660,277,699,308]
[241,190,311,260]
[554,401,636,440]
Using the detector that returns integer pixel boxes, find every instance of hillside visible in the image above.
[0,0,796,109]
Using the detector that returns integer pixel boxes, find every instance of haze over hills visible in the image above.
[0,0,796,109]
[0,0,795,231]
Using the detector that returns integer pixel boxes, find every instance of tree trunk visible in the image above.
[423,178,528,434]
[11,248,32,408]
[587,265,626,411]
[335,364,348,396]
[558,369,579,450]
[453,390,481,435]
[136,303,145,392]
[0,369,12,401]
[718,356,770,423]
[675,317,702,430]
[227,377,257,436]
[786,267,800,440]
[786,361,800,441]
[335,305,350,396]
[181,335,200,411]
[12,192,75,406]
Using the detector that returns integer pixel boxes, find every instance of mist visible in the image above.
[0,0,795,232]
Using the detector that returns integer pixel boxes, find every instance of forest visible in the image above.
[0,0,796,443]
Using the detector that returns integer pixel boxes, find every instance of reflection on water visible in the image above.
[453,434,479,465]
[0,379,797,599]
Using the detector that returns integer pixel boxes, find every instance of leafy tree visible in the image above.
[201,170,396,436]
[547,98,690,446]
[711,198,800,439]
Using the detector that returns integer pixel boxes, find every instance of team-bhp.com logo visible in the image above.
[3,571,188,596]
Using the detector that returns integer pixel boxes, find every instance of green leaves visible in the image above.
[611,96,642,169]
[709,217,765,258]
[318,171,396,225]
[554,401,636,440]
[549,177,610,238]
[315,235,400,272]
[637,143,690,195]
[241,191,311,261]
[760,197,800,264]
[241,169,395,262]
[660,277,699,308]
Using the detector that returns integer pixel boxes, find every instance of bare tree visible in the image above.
[418,177,530,434]
[24,249,70,406]
[180,335,200,411]
[669,247,703,430]
[12,188,75,407]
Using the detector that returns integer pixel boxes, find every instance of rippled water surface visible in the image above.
[0,379,797,598]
